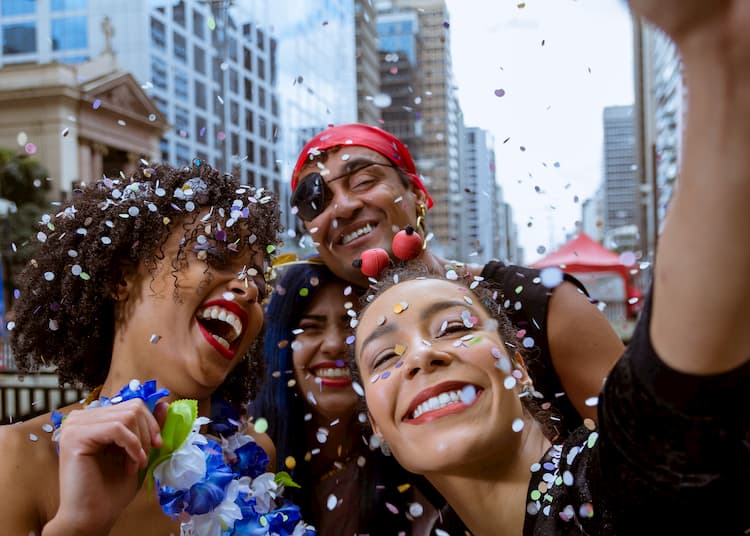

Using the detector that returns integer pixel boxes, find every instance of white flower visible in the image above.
[249,472,280,513]
[153,417,211,490]
[188,477,251,536]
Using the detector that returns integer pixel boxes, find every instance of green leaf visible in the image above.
[274,471,301,489]
[139,399,198,490]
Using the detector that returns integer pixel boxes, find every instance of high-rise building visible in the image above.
[602,105,640,252]
[376,0,462,258]
[461,127,503,263]
[0,0,282,195]
[260,0,357,238]
[633,18,684,258]
[376,8,421,153]
[355,0,381,125]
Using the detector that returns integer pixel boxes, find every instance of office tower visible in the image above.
[461,127,505,263]
[633,18,684,258]
[376,0,461,258]
[355,0,381,125]
[602,104,640,252]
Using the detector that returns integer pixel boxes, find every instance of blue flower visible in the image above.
[231,441,270,479]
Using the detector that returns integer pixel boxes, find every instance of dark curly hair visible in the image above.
[357,263,559,441]
[10,161,281,405]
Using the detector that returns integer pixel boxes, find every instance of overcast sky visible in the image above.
[445,0,634,263]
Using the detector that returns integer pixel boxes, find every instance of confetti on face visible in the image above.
[584,396,599,407]
[511,418,525,432]
[150,334,161,344]
[504,376,517,390]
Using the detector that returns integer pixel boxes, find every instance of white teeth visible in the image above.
[314,367,351,379]
[212,333,230,349]
[197,305,243,343]
[411,389,472,419]
[341,223,373,245]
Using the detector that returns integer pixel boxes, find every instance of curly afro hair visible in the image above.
[10,161,281,406]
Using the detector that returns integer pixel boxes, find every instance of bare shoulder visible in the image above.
[241,420,277,470]
[0,412,61,532]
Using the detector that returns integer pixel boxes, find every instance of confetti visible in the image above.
[494,88,506,97]
[149,334,161,344]
[254,417,269,434]
[326,494,338,511]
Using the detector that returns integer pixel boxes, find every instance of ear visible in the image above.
[113,261,138,302]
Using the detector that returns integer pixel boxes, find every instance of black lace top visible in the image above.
[522,292,750,535]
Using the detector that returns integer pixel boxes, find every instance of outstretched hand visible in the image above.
[44,399,169,535]
[629,1,750,64]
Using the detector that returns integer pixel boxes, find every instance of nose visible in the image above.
[329,184,364,221]
[404,343,453,379]
[226,274,260,303]
[320,324,349,358]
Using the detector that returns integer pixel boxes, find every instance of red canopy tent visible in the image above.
[530,232,641,317]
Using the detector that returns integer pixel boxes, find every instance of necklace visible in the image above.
[51,379,317,536]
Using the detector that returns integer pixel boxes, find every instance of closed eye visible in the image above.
[371,350,398,370]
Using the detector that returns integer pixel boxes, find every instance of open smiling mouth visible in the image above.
[308,361,352,387]
[339,222,377,246]
[196,300,247,360]
[403,384,484,424]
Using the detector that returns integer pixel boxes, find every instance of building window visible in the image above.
[192,9,204,39]
[174,105,189,139]
[244,109,253,133]
[270,38,277,84]
[258,115,267,138]
[175,143,190,166]
[174,69,188,100]
[256,27,264,50]
[172,1,185,27]
[153,95,168,115]
[229,69,238,93]
[231,133,239,155]
[51,16,87,50]
[173,32,186,63]
[243,47,252,71]
[51,0,86,10]
[228,36,237,62]
[151,55,167,90]
[150,17,166,49]
[2,0,35,16]
[195,116,206,141]
[258,86,266,109]
[260,146,268,168]
[230,101,239,126]
[245,139,255,162]
[212,56,222,84]
[193,44,205,73]
[2,23,36,54]
[271,95,278,117]
[243,77,253,101]
[194,79,206,109]
[257,56,265,80]
[160,137,169,162]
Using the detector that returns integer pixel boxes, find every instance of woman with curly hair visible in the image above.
[0,161,284,535]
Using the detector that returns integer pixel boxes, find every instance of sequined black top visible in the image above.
[522,292,750,535]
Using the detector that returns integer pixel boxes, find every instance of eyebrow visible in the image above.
[359,299,471,351]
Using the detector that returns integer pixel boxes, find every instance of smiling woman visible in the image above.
[0,162,315,535]
[350,3,750,532]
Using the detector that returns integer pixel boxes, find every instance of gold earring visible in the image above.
[416,203,428,251]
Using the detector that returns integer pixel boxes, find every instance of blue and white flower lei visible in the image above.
[52,380,316,536]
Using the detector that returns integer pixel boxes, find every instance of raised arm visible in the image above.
[635,0,750,373]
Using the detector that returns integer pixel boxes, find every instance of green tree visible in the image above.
[0,147,50,317]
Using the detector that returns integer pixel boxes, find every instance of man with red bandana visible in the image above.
[290,123,624,436]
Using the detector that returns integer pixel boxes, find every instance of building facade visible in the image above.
[376,0,462,258]
[1,0,282,197]
[602,104,640,252]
